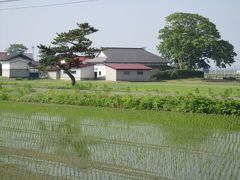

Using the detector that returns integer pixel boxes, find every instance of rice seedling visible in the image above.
[0,102,240,179]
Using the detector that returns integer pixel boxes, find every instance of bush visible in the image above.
[1,88,240,116]
[151,69,204,80]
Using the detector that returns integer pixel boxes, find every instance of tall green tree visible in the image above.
[158,12,237,70]
[38,23,99,86]
[6,43,28,54]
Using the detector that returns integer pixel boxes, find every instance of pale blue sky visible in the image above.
[0,0,239,68]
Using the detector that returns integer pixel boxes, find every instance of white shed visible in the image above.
[105,63,152,82]
[60,64,94,80]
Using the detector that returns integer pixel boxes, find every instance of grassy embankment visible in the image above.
[1,77,240,96]
[0,77,240,116]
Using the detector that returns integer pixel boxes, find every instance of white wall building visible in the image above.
[60,64,94,80]
[85,47,169,80]
[105,63,152,81]
[0,52,38,78]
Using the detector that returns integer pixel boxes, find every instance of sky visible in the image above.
[0,0,240,69]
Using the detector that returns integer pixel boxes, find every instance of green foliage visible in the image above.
[158,12,237,69]
[4,90,239,116]
[74,82,94,91]
[5,43,28,54]
[102,84,112,94]
[194,88,200,94]
[21,84,34,93]
[151,69,203,80]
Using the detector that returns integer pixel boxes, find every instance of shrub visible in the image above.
[1,89,240,116]
[151,69,204,80]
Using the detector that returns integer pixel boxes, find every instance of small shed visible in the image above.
[105,63,152,81]
[60,64,94,80]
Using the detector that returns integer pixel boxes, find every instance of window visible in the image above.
[123,71,130,75]
[137,71,143,75]
[99,71,101,76]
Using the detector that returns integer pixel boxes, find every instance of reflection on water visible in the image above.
[0,112,240,179]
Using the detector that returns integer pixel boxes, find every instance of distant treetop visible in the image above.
[5,43,28,54]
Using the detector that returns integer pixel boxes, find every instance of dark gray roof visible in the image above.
[86,47,168,64]
[24,53,34,59]
[1,52,33,61]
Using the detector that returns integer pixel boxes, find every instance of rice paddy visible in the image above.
[0,102,240,179]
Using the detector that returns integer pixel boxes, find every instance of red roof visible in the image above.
[0,52,7,61]
[75,55,91,62]
[105,63,152,70]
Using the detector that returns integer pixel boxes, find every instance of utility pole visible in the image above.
[32,46,34,60]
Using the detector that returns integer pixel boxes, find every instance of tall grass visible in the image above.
[1,88,239,116]
[1,77,240,96]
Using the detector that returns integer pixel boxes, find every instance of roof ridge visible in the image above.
[102,47,144,50]
[2,52,33,61]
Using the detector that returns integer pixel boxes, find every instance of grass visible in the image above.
[1,77,240,97]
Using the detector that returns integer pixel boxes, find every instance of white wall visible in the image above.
[117,70,151,81]
[60,69,80,80]
[48,71,60,79]
[2,69,10,77]
[60,66,94,80]
[2,63,10,70]
[1,63,10,77]
[98,52,106,57]
[105,66,117,81]
[94,64,106,79]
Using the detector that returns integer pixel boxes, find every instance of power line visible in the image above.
[0,0,24,3]
[0,0,98,11]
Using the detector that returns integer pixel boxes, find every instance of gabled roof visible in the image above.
[86,47,168,64]
[105,63,152,70]
[1,52,33,62]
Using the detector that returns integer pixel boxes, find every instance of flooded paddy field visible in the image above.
[0,102,240,179]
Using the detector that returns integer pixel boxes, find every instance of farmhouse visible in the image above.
[85,47,168,79]
[105,63,152,81]
[0,52,39,78]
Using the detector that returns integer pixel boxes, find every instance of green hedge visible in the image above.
[1,90,239,116]
[151,69,204,80]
